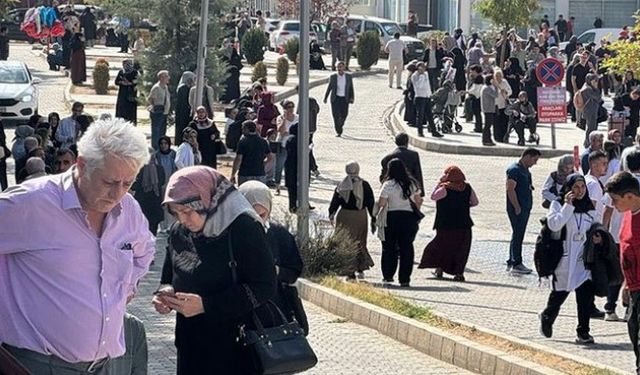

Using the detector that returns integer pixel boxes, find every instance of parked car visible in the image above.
[0,61,40,124]
[1,8,37,43]
[312,21,328,50]
[269,20,317,51]
[559,28,622,52]
[339,15,426,63]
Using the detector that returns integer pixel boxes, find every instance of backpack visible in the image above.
[534,217,566,278]
[573,88,586,110]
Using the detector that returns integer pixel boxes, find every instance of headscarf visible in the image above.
[337,161,364,209]
[123,59,134,73]
[182,127,197,143]
[558,173,595,213]
[158,135,172,155]
[238,180,273,215]
[178,71,195,88]
[163,166,261,237]
[141,147,160,196]
[507,57,524,76]
[438,165,467,192]
[608,129,621,141]
[194,106,212,129]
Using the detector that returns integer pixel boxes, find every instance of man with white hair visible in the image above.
[0,118,155,374]
[147,70,171,150]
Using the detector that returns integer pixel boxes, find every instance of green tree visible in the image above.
[602,13,640,76]
[0,0,17,19]
[98,0,234,99]
[474,0,540,67]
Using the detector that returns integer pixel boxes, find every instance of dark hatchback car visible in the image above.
[1,8,37,43]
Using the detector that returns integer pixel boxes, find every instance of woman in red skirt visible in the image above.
[419,166,478,281]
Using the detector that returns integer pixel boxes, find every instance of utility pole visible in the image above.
[297,0,310,244]
[194,0,209,108]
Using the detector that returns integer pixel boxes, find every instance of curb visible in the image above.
[386,101,572,158]
[297,279,562,375]
[297,278,629,375]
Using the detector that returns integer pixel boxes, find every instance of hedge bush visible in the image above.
[251,61,267,83]
[284,37,299,64]
[356,31,380,70]
[92,58,110,94]
[242,28,267,65]
[276,56,289,85]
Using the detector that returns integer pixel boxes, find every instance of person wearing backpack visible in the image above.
[539,173,598,344]
[575,74,603,148]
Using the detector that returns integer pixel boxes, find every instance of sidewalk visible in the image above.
[277,73,634,374]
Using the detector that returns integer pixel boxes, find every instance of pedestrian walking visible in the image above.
[69,32,86,85]
[605,171,640,371]
[423,38,445,91]
[466,65,484,133]
[79,7,96,47]
[189,106,222,169]
[329,21,342,71]
[539,174,598,345]
[493,69,513,143]
[284,123,300,212]
[131,147,166,235]
[323,61,354,137]
[257,91,280,137]
[274,99,298,191]
[174,127,201,169]
[481,75,499,146]
[153,166,276,375]
[175,71,195,145]
[579,74,603,148]
[230,120,271,185]
[555,15,568,42]
[506,147,541,274]
[0,119,155,374]
[115,59,139,124]
[329,161,376,280]
[147,70,171,151]
[385,32,406,89]
[376,158,422,287]
[221,39,243,103]
[380,133,425,196]
[340,20,356,70]
[411,62,443,138]
[419,165,478,281]
[403,62,418,126]
[238,181,308,335]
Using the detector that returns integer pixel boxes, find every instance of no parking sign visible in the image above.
[535,58,566,149]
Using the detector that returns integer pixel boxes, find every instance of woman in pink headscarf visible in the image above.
[151,165,277,374]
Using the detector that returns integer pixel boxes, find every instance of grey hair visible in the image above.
[557,154,574,172]
[589,131,604,143]
[76,118,149,178]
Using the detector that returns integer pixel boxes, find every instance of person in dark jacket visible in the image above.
[154,166,276,375]
[188,106,222,169]
[131,148,166,235]
[284,123,299,212]
[380,133,424,196]
[69,32,86,85]
[419,166,478,281]
[238,181,308,334]
[504,57,524,99]
[584,224,624,300]
[175,71,195,145]
[221,39,243,103]
[0,26,9,60]
[403,62,418,126]
[423,39,445,91]
[329,161,376,280]
[115,59,139,124]
[79,7,96,47]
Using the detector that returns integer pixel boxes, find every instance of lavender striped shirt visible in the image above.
[0,168,155,363]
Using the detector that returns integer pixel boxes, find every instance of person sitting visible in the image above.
[47,43,65,71]
[506,91,537,145]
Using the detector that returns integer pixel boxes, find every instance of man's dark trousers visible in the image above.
[629,291,640,374]
[331,96,349,135]
[507,205,531,266]
[414,97,436,136]
[427,68,440,91]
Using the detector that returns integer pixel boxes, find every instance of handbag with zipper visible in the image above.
[227,236,317,374]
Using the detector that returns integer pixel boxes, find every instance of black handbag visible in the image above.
[215,140,227,155]
[409,199,425,222]
[227,237,318,375]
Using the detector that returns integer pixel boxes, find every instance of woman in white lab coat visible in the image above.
[539,173,597,345]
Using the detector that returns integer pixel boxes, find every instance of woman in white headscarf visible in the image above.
[238,181,307,334]
[328,161,376,280]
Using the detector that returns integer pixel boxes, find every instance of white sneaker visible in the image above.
[605,312,620,322]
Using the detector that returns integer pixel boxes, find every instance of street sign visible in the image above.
[535,58,565,87]
[537,86,567,123]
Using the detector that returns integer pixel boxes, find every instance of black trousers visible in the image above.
[629,291,640,374]
[414,97,436,136]
[309,132,318,172]
[495,108,508,143]
[482,112,495,143]
[0,159,7,191]
[512,118,537,143]
[381,211,419,284]
[427,68,441,91]
[331,96,349,135]
[288,184,297,211]
[542,280,595,336]
[472,97,483,131]
[559,31,566,42]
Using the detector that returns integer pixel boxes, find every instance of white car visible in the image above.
[559,28,622,52]
[270,20,317,51]
[0,61,40,124]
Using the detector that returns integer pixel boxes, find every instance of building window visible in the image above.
[352,0,371,5]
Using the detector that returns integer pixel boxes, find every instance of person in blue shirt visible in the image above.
[506,148,541,274]
[581,131,604,174]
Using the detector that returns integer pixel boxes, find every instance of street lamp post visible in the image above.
[297,0,310,244]
[194,0,209,108]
